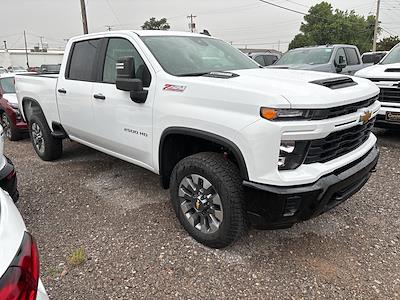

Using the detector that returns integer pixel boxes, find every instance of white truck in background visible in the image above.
[16,30,380,248]
[356,42,400,127]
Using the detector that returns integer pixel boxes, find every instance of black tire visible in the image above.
[170,152,246,248]
[1,111,22,141]
[28,113,62,161]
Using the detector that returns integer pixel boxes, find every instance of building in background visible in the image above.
[0,49,64,70]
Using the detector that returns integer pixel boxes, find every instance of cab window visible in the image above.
[345,48,360,65]
[67,39,101,81]
[334,48,347,66]
[102,38,151,87]
[254,55,266,66]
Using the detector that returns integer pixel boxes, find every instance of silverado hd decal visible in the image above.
[163,84,187,92]
[124,128,148,137]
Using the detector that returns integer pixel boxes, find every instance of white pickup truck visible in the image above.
[356,42,400,127]
[16,31,380,248]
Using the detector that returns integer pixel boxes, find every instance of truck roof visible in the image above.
[291,44,359,51]
[70,30,213,41]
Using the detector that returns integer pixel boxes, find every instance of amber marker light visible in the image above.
[260,107,278,120]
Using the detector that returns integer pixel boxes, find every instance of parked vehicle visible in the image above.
[0,74,28,140]
[248,52,279,66]
[39,64,61,74]
[356,43,400,128]
[8,66,27,73]
[0,125,18,202]
[0,188,48,299]
[361,51,387,66]
[0,68,8,75]
[16,31,380,248]
[271,45,365,75]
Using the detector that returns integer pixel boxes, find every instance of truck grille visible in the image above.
[378,87,400,104]
[304,118,375,164]
[309,95,378,120]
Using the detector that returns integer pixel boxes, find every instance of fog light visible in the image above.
[278,141,310,170]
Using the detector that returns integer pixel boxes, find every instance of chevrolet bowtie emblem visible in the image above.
[360,111,372,124]
[195,199,201,210]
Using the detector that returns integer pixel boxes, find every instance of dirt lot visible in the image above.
[6,129,400,300]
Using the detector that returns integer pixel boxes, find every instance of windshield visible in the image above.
[275,48,333,65]
[141,36,258,76]
[380,44,400,65]
[0,77,15,94]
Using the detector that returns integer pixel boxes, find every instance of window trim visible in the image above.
[98,37,152,87]
[65,38,102,82]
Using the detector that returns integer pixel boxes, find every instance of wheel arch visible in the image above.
[159,127,249,189]
[21,97,45,123]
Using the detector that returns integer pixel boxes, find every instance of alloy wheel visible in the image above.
[178,174,224,234]
[1,113,11,139]
[31,122,45,154]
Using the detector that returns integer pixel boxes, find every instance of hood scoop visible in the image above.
[310,76,358,89]
[202,71,239,79]
[385,68,400,73]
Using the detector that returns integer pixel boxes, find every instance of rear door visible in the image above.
[91,36,154,168]
[57,38,102,142]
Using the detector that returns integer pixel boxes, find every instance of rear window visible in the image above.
[345,48,360,65]
[0,77,15,94]
[67,39,101,81]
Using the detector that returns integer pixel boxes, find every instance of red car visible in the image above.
[0,74,28,141]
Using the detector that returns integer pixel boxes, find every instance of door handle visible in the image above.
[58,88,66,94]
[93,93,106,100]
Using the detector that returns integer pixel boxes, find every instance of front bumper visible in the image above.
[0,157,18,202]
[243,145,379,229]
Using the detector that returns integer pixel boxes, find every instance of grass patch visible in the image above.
[67,248,86,267]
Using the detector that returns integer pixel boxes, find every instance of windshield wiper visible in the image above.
[177,72,210,77]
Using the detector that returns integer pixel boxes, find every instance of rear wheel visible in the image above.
[29,114,62,161]
[170,152,246,248]
[1,112,22,141]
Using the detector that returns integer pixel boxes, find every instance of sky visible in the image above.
[1,0,399,51]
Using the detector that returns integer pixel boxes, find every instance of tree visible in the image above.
[289,2,377,53]
[141,17,170,30]
[377,36,400,51]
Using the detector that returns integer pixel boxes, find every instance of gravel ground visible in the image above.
[6,128,400,300]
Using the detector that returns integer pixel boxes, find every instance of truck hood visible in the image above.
[179,68,379,109]
[355,63,400,80]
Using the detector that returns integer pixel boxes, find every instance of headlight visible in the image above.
[278,140,309,170]
[260,107,311,121]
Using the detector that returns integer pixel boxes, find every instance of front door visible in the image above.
[91,37,154,168]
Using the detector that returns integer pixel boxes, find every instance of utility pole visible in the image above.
[39,36,44,50]
[372,0,381,52]
[24,31,29,68]
[80,0,89,34]
[187,14,197,33]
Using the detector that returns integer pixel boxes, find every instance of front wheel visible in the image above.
[29,114,62,161]
[170,152,246,248]
[1,112,22,141]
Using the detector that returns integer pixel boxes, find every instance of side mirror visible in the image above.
[115,57,148,104]
[336,56,347,73]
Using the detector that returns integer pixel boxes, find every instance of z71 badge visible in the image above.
[163,84,187,92]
